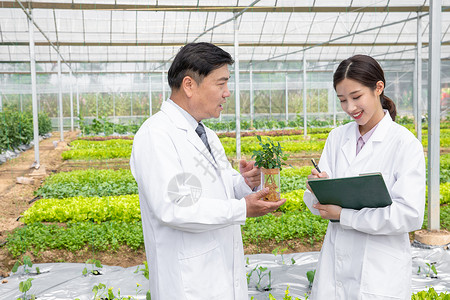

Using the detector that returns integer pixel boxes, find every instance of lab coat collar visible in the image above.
[341,110,393,167]
[160,101,218,169]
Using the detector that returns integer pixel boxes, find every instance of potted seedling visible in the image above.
[252,135,288,202]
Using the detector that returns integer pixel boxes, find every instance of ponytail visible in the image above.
[381,94,397,121]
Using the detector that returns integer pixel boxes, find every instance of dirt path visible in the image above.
[0,131,79,234]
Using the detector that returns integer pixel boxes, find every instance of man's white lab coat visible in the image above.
[130,101,251,300]
[304,112,425,300]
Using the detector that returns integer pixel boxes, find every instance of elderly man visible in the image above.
[130,42,285,300]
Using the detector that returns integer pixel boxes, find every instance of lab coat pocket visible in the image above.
[179,240,232,300]
[360,241,408,299]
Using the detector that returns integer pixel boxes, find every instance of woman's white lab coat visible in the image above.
[130,101,251,300]
[304,112,425,300]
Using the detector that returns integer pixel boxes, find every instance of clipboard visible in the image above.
[308,173,392,210]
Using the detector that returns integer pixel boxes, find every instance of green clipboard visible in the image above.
[308,173,392,210]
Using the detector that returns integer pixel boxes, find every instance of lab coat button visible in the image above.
[336,281,342,287]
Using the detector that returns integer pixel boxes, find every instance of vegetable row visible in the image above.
[0,111,52,152]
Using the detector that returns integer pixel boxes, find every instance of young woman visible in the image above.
[304,55,426,299]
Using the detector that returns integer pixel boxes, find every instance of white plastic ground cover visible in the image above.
[0,247,448,300]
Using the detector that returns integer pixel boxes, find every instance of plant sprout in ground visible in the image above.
[417,262,438,279]
[306,270,316,289]
[82,258,103,276]
[272,247,288,264]
[16,278,35,300]
[12,256,41,276]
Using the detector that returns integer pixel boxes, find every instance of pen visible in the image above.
[311,159,322,173]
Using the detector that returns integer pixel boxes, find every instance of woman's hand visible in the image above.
[313,203,342,221]
[306,168,329,192]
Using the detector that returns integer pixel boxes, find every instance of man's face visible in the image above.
[190,64,231,122]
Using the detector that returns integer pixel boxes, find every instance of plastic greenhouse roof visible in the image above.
[0,0,449,73]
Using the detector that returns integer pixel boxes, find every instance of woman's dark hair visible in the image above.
[333,54,396,121]
[168,42,234,90]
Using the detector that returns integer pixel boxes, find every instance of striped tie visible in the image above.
[195,123,213,156]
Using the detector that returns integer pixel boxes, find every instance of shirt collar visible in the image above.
[167,99,200,130]
[356,111,386,143]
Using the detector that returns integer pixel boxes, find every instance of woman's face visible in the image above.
[336,78,385,135]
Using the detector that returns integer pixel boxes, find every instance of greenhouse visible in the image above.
[0,0,449,299]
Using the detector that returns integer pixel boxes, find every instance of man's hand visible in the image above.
[239,159,261,190]
[313,203,342,221]
[245,188,286,217]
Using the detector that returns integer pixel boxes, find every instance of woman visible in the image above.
[304,55,425,299]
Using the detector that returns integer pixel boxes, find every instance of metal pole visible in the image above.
[416,13,423,142]
[234,13,241,161]
[28,9,39,165]
[162,70,165,101]
[269,78,272,118]
[303,55,307,137]
[113,93,116,120]
[149,75,152,116]
[0,93,2,112]
[76,78,80,128]
[131,92,133,116]
[285,74,289,122]
[20,94,23,112]
[69,70,74,131]
[57,51,64,141]
[96,93,98,119]
[427,0,441,231]
[250,63,254,126]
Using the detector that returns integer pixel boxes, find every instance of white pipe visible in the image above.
[57,52,64,141]
[285,74,289,122]
[427,0,441,230]
[250,63,254,126]
[28,9,39,164]
[416,13,422,143]
[234,13,241,161]
[69,70,73,131]
[303,55,307,137]
[149,75,152,116]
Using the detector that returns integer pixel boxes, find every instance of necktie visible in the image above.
[195,123,213,156]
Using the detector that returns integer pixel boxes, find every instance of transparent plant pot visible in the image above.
[261,168,281,202]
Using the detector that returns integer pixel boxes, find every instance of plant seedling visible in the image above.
[16,278,35,300]
[306,269,316,289]
[83,258,103,276]
[272,246,288,264]
[255,266,272,292]
[417,262,438,279]
[12,256,41,276]
[252,135,289,170]
[134,261,149,280]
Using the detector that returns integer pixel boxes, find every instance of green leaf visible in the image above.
[12,261,20,273]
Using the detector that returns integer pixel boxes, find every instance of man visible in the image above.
[130,42,285,300]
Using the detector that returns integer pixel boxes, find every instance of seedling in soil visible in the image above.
[417,262,438,279]
[134,261,149,280]
[306,269,316,289]
[272,247,288,264]
[12,256,41,276]
[83,258,103,276]
[16,278,35,300]
[255,266,272,292]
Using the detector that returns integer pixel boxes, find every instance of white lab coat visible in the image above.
[304,112,425,300]
[130,101,251,300]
